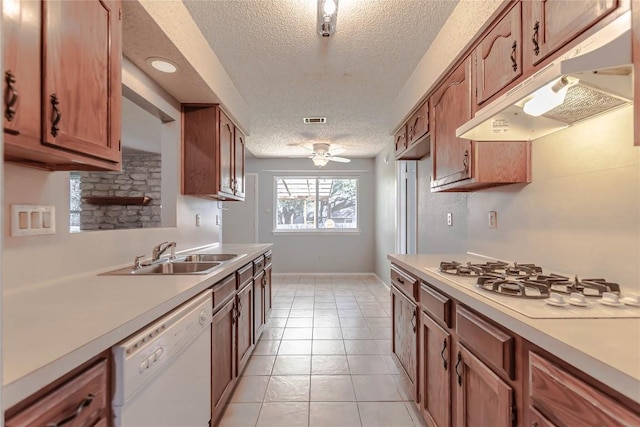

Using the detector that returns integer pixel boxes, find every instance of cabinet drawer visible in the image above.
[391,265,418,300]
[6,360,108,427]
[529,352,640,426]
[264,250,273,267]
[456,306,514,379]
[213,274,236,312]
[237,263,253,290]
[420,283,451,327]
[253,256,265,274]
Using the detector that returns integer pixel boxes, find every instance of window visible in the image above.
[275,177,358,231]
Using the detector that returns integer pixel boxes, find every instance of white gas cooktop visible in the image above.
[424,266,640,319]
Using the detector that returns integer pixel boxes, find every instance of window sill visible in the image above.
[272,230,362,236]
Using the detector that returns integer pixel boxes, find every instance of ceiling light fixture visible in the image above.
[317,0,338,37]
[312,156,329,167]
[147,57,178,74]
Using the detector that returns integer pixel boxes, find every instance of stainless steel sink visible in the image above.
[178,253,237,262]
[103,261,221,275]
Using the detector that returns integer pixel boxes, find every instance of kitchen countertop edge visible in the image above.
[3,243,273,409]
[388,253,640,405]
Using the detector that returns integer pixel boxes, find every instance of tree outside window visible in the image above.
[275,177,357,231]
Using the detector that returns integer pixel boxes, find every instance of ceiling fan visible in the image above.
[305,143,351,167]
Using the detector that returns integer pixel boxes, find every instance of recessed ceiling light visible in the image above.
[147,57,178,73]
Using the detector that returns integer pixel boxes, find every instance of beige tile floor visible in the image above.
[218,274,426,427]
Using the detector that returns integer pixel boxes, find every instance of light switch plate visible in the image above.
[11,205,56,236]
[447,213,453,226]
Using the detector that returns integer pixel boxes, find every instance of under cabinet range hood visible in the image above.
[457,11,633,142]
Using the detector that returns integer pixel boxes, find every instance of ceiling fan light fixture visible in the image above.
[317,0,338,37]
[312,156,330,167]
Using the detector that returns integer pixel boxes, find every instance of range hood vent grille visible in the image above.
[541,83,630,125]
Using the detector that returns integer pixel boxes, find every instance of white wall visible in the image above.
[373,145,397,285]
[3,72,221,291]
[247,157,375,274]
[468,106,640,291]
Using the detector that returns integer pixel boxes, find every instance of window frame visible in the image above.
[272,175,360,234]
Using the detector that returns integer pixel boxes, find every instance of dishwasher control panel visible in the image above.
[112,291,213,405]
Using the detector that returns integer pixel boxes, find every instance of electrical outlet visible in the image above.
[489,211,498,229]
[11,205,56,236]
[447,213,452,226]
[195,214,201,227]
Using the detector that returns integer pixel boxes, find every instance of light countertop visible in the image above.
[388,253,640,405]
[2,243,272,409]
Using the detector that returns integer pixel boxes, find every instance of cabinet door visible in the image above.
[431,58,473,188]
[394,125,407,157]
[455,344,514,427]
[219,110,235,196]
[408,101,429,146]
[527,0,618,66]
[234,127,246,199]
[3,0,41,147]
[211,298,236,424]
[475,2,522,105]
[42,0,121,164]
[254,271,265,343]
[264,265,273,315]
[391,286,417,394]
[419,311,451,427]
[236,282,254,375]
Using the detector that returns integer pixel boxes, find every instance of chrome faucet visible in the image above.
[152,241,176,261]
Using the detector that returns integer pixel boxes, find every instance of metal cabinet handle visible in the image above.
[231,304,237,323]
[440,339,448,370]
[50,93,61,137]
[455,352,463,386]
[410,309,416,333]
[237,298,242,317]
[396,277,404,284]
[4,71,18,121]
[462,150,469,176]
[532,21,540,56]
[45,393,94,427]
[532,423,539,427]
[510,40,518,72]
[262,275,267,287]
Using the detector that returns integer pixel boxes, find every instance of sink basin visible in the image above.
[179,253,237,262]
[104,261,221,275]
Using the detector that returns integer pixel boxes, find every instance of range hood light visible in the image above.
[522,77,578,117]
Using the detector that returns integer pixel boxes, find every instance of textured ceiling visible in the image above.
[181,0,459,159]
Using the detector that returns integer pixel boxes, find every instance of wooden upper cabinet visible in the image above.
[524,0,619,67]
[3,0,41,147]
[234,128,246,199]
[42,0,121,163]
[455,344,514,427]
[420,311,451,427]
[408,100,429,146]
[219,110,235,197]
[431,57,473,188]
[529,352,640,426]
[475,2,523,105]
[3,0,122,171]
[394,125,408,157]
[182,104,245,200]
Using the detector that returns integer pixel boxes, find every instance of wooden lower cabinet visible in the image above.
[211,297,237,424]
[236,282,254,375]
[455,343,515,427]
[264,264,273,315]
[419,311,451,427]
[5,359,109,427]
[254,271,265,343]
[391,285,418,398]
[528,352,640,426]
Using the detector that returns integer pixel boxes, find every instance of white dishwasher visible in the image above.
[112,290,212,427]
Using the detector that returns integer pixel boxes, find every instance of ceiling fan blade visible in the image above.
[328,156,351,163]
[328,147,345,156]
